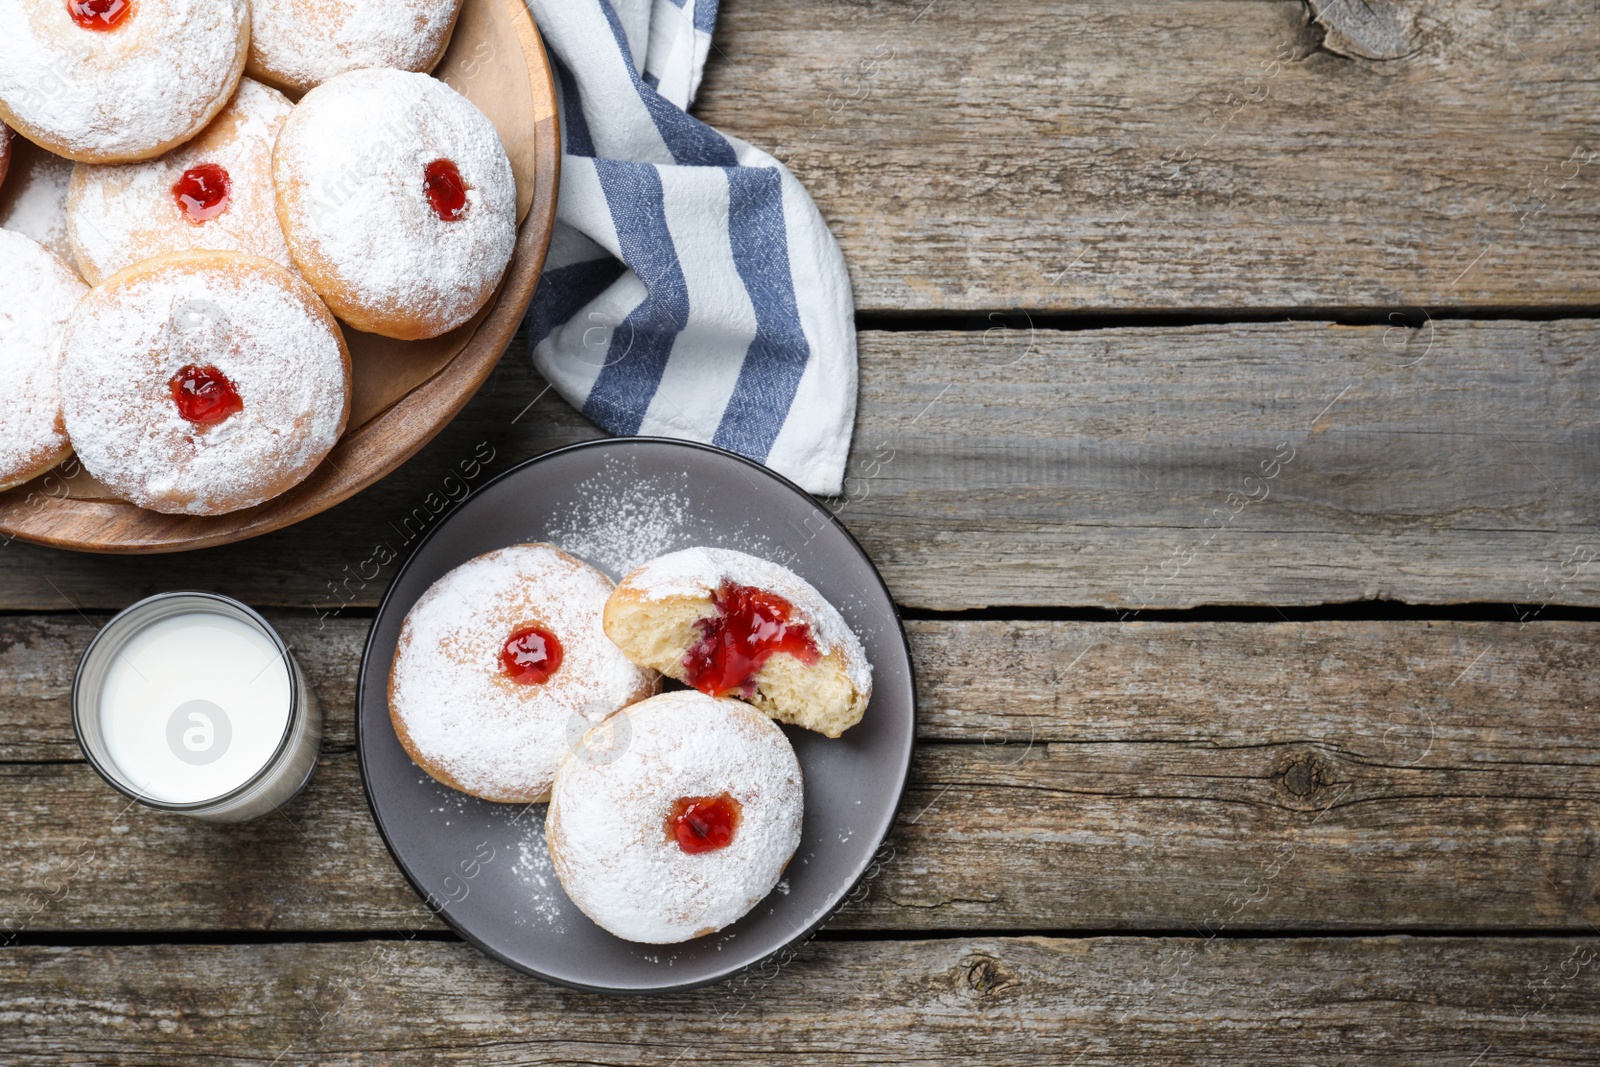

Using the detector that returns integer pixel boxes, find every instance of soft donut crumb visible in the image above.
[604,548,872,738]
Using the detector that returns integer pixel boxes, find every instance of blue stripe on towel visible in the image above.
[662,0,719,33]
[582,159,690,433]
[596,0,736,167]
[526,259,626,345]
[714,166,810,460]
[549,53,596,158]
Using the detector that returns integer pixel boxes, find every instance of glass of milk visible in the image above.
[73,592,321,822]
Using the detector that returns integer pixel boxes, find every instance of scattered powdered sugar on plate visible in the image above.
[513,829,568,930]
[544,459,694,579]
[425,779,472,825]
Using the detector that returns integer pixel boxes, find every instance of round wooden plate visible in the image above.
[0,0,559,553]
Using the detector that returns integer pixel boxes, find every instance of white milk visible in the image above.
[97,612,293,804]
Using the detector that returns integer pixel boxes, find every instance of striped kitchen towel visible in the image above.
[521,0,858,496]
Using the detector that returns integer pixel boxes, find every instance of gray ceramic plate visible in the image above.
[357,438,916,993]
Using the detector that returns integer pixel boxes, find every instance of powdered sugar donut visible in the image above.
[388,544,660,804]
[547,691,805,944]
[605,548,873,738]
[68,79,295,286]
[0,232,87,490]
[0,0,249,164]
[0,124,11,188]
[273,69,517,340]
[59,251,350,515]
[248,0,464,95]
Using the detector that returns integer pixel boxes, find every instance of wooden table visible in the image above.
[5,0,1599,1060]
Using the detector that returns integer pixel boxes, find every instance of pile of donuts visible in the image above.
[0,0,517,515]
[388,543,874,944]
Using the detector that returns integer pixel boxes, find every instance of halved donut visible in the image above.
[604,547,873,738]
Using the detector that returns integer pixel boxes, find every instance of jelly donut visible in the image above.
[59,251,350,515]
[0,124,11,189]
[0,0,250,164]
[546,691,805,944]
[247,0,464,96]
[68,79,295,286]
[273,69,517,340]
[388,544,660,804]
[0,232,87,490]
[605,548,873,738]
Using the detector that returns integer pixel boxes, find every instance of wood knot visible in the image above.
[1276,751,1332,800]
[963,954,1021,999]
[1303,0,1421,62]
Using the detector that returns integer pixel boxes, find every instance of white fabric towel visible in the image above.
[521,0,858,495]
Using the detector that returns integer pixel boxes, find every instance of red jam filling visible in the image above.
[667,793,742,854]
[681,582,820,698]
[423,158,468,222]
[168,364,242,424]
[173,164,231,223]
[500,625,563,685]
[67,0,131,31]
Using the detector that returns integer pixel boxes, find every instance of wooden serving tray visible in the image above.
[0,0,559,553]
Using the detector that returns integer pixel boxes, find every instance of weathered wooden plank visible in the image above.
[0,319,1595,610]
[702,0,1600,313]
[5,614,1596,757]
[6,744,1597,933]
[838,319,1600,609]
[4,618,1596,933]
[3,937,1598,1063]
[0,614,366,763]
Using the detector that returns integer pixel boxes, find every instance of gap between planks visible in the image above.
[3,937,1599,1063]
[2,615,1596,934]
[0,319,1596,612]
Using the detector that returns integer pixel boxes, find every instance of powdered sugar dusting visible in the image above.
[273,69,516,334]
[59,253,348,514]
[1,139,77,264]
[250,0,462,93]
[546,692,804,944]
[622,547,873,693]
[68,79,295,284]
[390,544,658,803]
[514,832,568,930]
[546,461,693,579]
[0,0,248,161]
[0,231,86,488]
